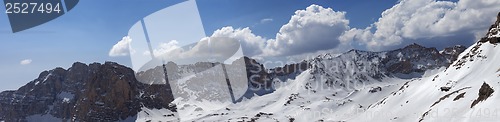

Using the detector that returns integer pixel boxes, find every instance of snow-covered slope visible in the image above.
[352,40,500,122]
[343,13,500,122]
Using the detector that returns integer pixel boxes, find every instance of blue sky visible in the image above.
[1,0,499,91]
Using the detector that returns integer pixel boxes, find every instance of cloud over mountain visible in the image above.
[208,4,352,57]
[109,36,132,57]
[210,0,500,58]
[263,4,351,56]
[109,0,500,59]
[340,0,500,51]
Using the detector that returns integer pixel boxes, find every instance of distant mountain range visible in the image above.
[0,41,465,122]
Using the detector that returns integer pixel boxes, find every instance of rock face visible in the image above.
[441,45,467,63]
[243,57,275,97]
[479,12,500,43]
[0,62,175,121]
[383,43,444,74]
[471,82,494,108]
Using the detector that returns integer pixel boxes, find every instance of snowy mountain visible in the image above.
[354,26,500,121]
[0,40,467,122]
[0,44,465,121]
[188,12,500,122]
[180,44,467,122]
[0,40,464,121]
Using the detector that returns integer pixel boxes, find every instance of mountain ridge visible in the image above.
[0,43,466,121]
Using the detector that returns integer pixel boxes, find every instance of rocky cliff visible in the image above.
[0,62,175,121]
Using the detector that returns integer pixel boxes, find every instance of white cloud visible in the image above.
[146,37,242,64]
[183,37,241,58]
[109,36,132,57]
[339,27,374,48]
[209,5,352,57]
[222,0,499,57]
[260,18,273,23]
[20,59,32,65]
[142,40,182,58]
[342,0,500,51]
[111,1,500,59]
[211,27,267,56]
[262,4,351,56]
[152,40,181,56]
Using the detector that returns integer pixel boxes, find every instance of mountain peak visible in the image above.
[71,61,86,67]
[403,43,425,49]
[344,49,367,54]
[479,12,500,43]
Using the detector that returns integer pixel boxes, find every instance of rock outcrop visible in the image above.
[0,62,175,121]
[479,12,500,43]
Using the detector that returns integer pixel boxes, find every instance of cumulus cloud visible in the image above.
[111,1,500,59]
[142,40,181,57]
[20,59,32,65]
[142,38,238,63]
[183,37,241,59]
[342,0,500,51]
[110,4,387,59]
[203,0,499,57]
[211,27,267,56]
[109,36,132,57]
[263,4,351,56]
[143,37,241,65]
[208,5,352,57]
